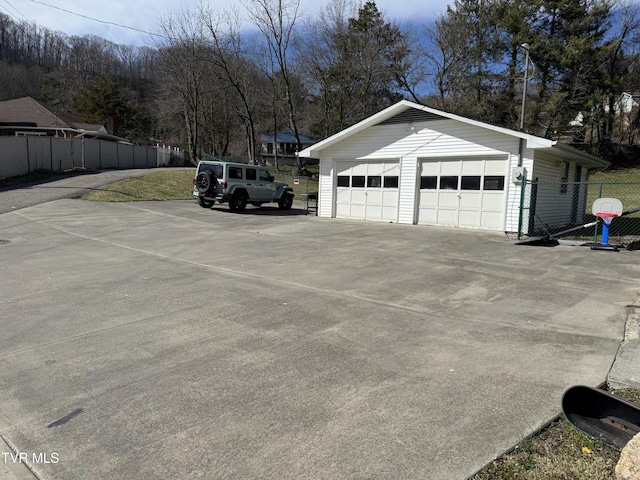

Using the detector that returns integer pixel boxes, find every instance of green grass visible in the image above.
[81,168,317,203]
[471,388,640,480]
[587,168,640,215]
[591,167,640,182]
[83,170,196,202]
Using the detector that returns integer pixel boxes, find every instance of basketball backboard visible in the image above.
[592,197,623,216]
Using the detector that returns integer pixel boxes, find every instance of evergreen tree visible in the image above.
[74,77,149,142]
[308,1,410,136]
[527,0,613,138]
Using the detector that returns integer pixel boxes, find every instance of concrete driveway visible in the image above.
[1,199,639,479]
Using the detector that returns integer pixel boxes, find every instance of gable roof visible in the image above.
[298,100,608,168]
[0,96,130,143]
[0,97,104,131]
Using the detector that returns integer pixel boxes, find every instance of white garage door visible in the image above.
[417,156,507,230]
[335,161,399,222]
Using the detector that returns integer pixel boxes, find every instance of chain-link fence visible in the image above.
[272,172,319,209]
[518,180,640,245]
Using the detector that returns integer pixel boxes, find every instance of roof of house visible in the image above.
[0,97,103,130]
[0,96,129,142]
[298,100,609,169]
[260,132,316,145]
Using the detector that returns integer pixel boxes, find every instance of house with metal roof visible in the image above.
[260,132,317,166]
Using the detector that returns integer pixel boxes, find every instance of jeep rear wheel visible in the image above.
[278,193,293,210]
[195,171,214,194]
[229,192,247,212]
[197,196,214,208]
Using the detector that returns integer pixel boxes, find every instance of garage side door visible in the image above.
[417,156,507,230]
[335,161,399,222]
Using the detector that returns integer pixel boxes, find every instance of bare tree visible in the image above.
[245,0,306,171]
[199,5,268,163]
[156,8,211,163]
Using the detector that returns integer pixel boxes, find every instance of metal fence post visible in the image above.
[594,182,604,243]
[517,179,527,240]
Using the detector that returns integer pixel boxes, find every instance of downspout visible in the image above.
[518,138,524,167]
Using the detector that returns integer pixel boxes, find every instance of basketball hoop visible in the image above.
[595,211,619,226]
[591,198,623,250]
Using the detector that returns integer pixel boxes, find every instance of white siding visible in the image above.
[528,151,590,229]
[321,120,519,160]
[398,156,418,224]
[318,156,334,217]
[504,151,534,233]
[530,150,566,181]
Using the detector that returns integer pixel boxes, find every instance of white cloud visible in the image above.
[19,0,449,46]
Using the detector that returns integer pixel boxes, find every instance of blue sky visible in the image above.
[16,0,449,46]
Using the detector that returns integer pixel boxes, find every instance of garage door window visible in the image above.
[339,175,398,188]
[461,176,481,190]
[483,176,505,190]
[384,176,399,188]
[440,176,458,190]
[352,176,365,187]
[420,176,437,189]
[367,176,382,187]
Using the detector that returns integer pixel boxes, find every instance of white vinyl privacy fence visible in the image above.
[0,136,189,179]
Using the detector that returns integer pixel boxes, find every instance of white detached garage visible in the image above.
[298,100,608,232]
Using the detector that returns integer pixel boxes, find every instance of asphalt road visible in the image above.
[0,168,193,214]
[1,197,639,479]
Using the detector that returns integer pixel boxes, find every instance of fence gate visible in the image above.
[518,180,640,244]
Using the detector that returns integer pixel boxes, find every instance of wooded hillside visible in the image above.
[3,0,640,166]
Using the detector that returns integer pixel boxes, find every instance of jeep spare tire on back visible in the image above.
[195,171,214,194]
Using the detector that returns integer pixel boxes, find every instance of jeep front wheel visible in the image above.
[229,192,247,212]
[278,193,293,210]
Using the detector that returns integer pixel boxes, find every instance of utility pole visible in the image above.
[520,43,530,132]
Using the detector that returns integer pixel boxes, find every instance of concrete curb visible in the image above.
[608,298,640,390]
[0,435,38,479]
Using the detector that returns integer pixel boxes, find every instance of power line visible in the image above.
[0,6,18,22]
[27,0,162,37]
[1,0,27,21]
